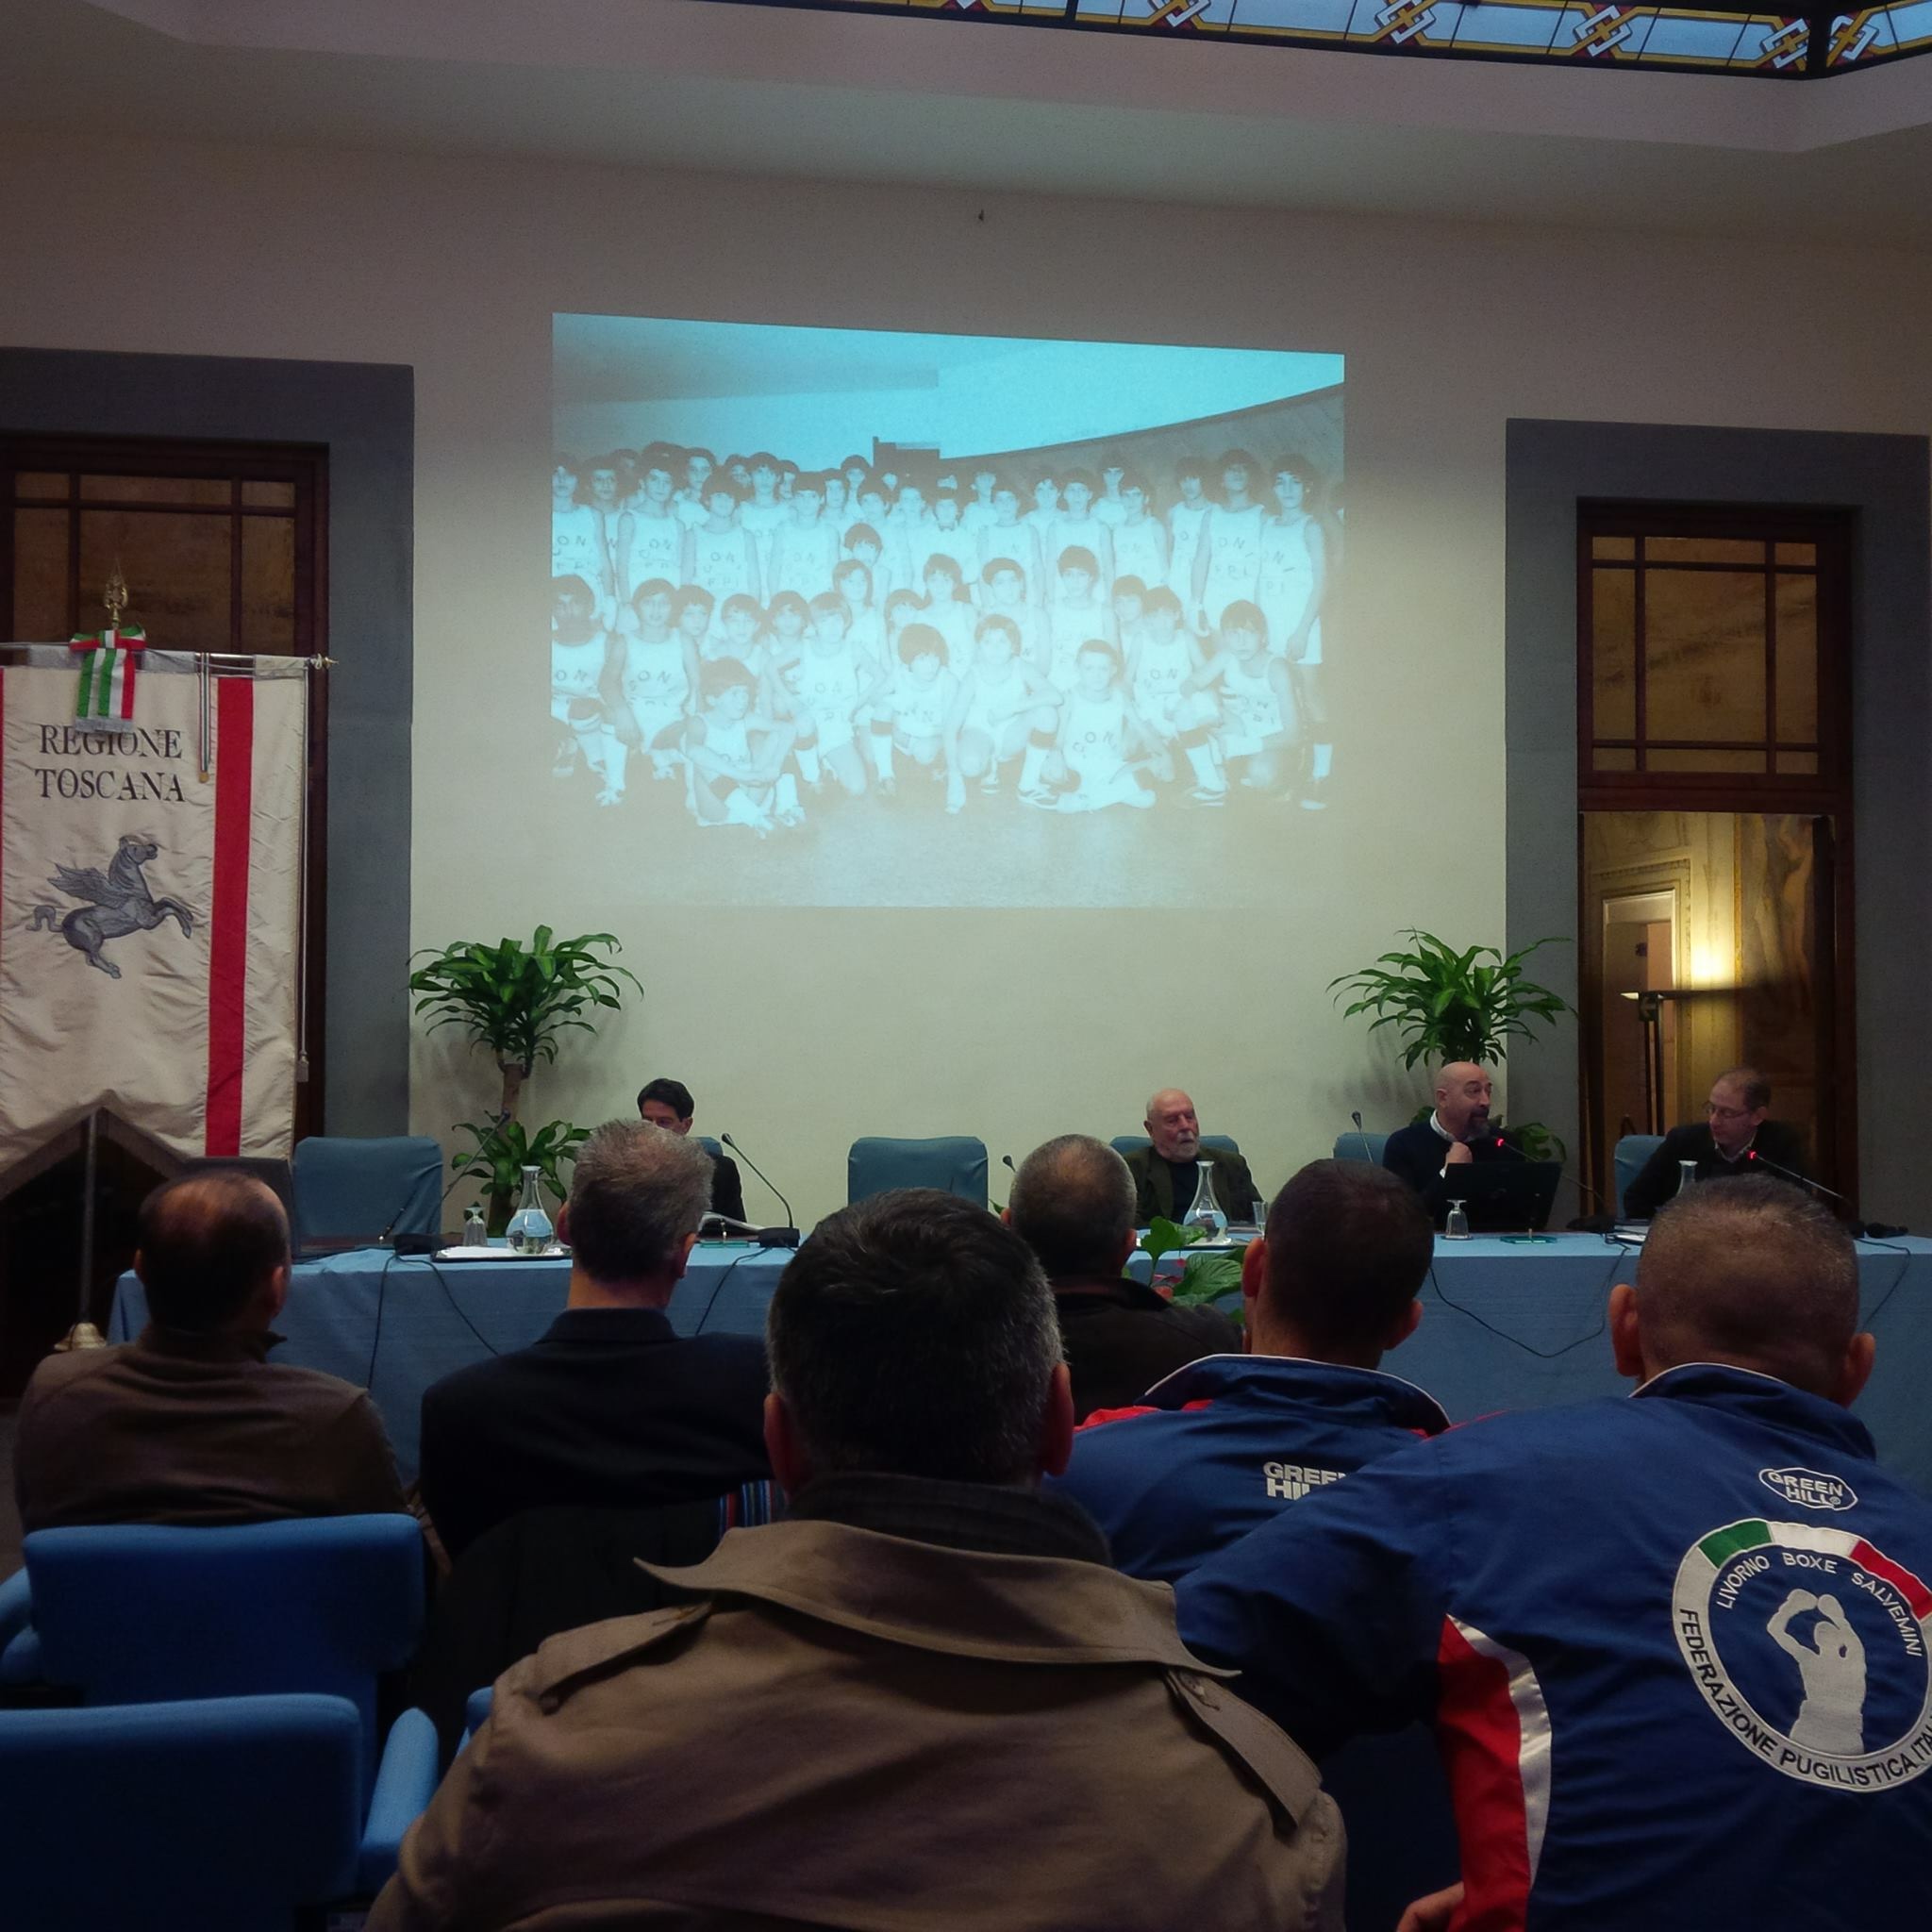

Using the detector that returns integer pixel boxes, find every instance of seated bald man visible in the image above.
[1122,1089,1259,1225]
[1379,1061,1510,1209]
[1179,1177,1932,1931]
[15,1171,408,1530]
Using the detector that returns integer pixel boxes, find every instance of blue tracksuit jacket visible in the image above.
[1047,1354,1449,1584]
[1178,1364,1932,1929]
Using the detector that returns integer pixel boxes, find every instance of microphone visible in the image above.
[1347,1109,1379,1164]
[1002,1154,1017,1174]
[379,1162,475,1255]
[721,1133,801,1246]
[1743,1149,1845,1202]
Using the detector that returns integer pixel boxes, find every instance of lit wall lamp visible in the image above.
[1620,985,1741,1133]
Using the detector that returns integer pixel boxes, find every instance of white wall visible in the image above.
[4,126,1929,1222]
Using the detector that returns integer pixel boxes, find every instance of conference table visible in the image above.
[110,1234,1932,1492]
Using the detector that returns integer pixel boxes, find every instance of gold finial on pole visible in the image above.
[104,562,129,628]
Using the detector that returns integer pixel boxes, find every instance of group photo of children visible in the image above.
[550,318,1343,902]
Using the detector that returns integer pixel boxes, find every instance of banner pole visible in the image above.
[78,1108,98,1325]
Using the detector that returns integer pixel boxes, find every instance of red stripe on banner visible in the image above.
[205,678,255,1156]
[118,656,137,720]
[1435,1618,1534,1931]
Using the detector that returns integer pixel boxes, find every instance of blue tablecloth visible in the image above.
[111,1234,1932,1494]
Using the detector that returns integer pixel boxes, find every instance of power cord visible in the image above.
[1425,1253,1625,1360]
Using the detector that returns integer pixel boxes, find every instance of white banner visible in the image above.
[0,649,307,1168]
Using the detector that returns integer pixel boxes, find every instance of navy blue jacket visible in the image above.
[1179,1366,1932,1929]
[1047,1355,1448,1584]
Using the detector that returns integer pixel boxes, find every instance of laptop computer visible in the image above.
[1435,1160,1562,1233]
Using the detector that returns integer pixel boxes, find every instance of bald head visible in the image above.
[1433,1062,1492,1138]
[1008,1134,1137,1278]
[1144,1089,1201,1163]
[136,1173,291,1332]
[1632,1177,1860,1396]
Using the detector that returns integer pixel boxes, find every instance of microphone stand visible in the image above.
[721,1134,802,1247]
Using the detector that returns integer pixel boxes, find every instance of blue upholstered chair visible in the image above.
[292,1134,445,1246]
[847,1136,989,1208]
[1332,1129,1391,1166]
[1614,1133,1665,1216]
[696,1135,724,1159]
[7,1514,435,1886]
[1108,1134,1241,1158]
[0,1691,425,1927]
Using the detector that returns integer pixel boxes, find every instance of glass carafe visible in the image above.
[1677,1158,1699,1198]
[506,1165,555,1255]
[1182,1158,1228,1238]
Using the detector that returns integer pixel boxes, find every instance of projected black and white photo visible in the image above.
[552,316,1343,908]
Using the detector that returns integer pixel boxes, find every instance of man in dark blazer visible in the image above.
[1009,1134,1239,1422]
[1623,1066,1808,1220]
[419,1120,770,1560]
[638,1075,745,1223]
[1122,1089,1260,1225]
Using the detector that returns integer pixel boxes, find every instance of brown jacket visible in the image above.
[14,1324,408,1532]
[372,1497,1344,1931]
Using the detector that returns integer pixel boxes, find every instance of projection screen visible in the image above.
[553,315,1343,909]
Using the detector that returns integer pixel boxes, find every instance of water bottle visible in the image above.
[461,1204,487,1249]
[1444,1198,1471,1241]
[1182,1158,1228,1238]
[506,1165,555,1255]
[1677,1158,1699,1198]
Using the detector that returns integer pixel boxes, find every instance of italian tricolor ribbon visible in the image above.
[70,624,147,720]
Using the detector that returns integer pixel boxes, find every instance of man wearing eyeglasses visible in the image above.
[1622,1066,1808,1219]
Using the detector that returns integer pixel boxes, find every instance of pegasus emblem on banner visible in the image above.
[27,834,196,978]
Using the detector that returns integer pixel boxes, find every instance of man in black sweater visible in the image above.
[419,1119,770,1559]
[638,1075,745,1224]
[1381,1061,1510,1214]
[1623,1067,1808,1219]
[1008,1134,1238,1422]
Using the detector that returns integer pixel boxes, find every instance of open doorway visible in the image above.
[1580,810,1843,1207]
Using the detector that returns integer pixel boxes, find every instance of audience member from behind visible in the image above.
[1051,1159,1445,1582]
[1622,1065,1808,1218]
[1123,1087,1260,1223]
[1008,1133,1238,1422]
[15,1172,408,1531]
[1180,1178,1932,1932]
[373,1190,1342,1932]
[417,1120,769,1560]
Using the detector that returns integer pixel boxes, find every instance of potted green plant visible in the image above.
[409,926,641,1232]
[1329,930,1573,1157]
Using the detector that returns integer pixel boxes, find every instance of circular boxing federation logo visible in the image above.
[1674,1519,1932,1789]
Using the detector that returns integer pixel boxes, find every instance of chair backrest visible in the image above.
[0,1692,363,1932]
[696,1135,724,1159]
[1332,1129,1391,1166]
[847,1136,989,1208]
[1614,1134,1665,1216]
[24,1514,425,1791]
[292,1134,445,1244]
[1108,1133,1241,1157]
